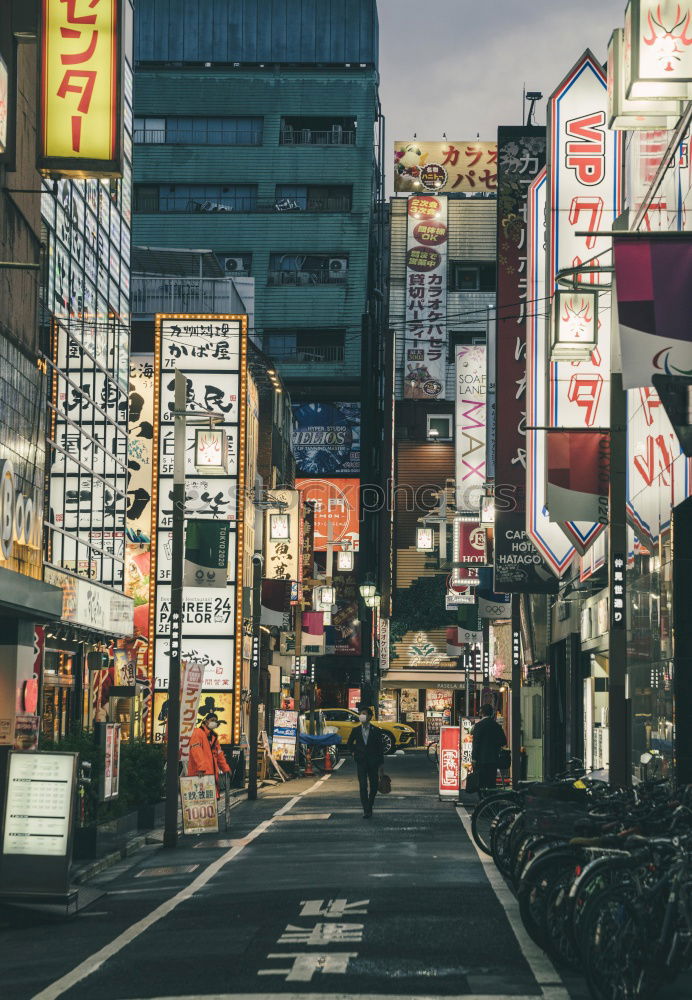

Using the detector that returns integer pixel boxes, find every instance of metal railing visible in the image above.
[267,270,347,286]
[279,128,356,146]
[134,194,351,214]
[131,276,243,317]
[266,345,345,364]
[133,128,263,145]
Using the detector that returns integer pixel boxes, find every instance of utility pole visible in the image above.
[163,371,186,849]
[247,551,263,801]
[511,596,522,787]
[608,370,629,787]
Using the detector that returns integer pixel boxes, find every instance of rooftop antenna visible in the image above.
[525,90,543,126]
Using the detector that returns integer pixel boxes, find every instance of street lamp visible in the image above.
[416,524,435,551]
[359,579,376,601]
[164,370,225,850]
[551,288,598,361]
[364,593,380,609]
[336,548,354,572]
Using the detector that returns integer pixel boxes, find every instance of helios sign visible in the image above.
[39,0,123,177]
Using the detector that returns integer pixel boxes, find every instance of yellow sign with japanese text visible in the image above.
[39,0,122,177]
[394,141,497,194]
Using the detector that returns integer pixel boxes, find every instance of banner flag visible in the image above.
[184,520,230,588]
[546,431,610,524]
[613,236,692,390]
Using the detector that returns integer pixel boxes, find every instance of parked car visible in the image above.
[321,708,417,755]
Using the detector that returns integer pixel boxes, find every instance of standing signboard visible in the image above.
[179,774,219,835]
[403,194,448,400]
[438,726,460,799]
[494,126,554,593]
[272,710,299,762]
[0,751,78,897]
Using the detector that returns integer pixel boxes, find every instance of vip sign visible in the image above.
[403,195,448,401]
[626,0,692,99]
[455,345,486,509]
[39,0,123,177]
[526,169,576,577]
[626,387,688,549]
[547,51,621,555]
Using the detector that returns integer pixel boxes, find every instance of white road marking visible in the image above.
[455,806,570,1000]
[125,994,545,1000]
[31,772,336,1000]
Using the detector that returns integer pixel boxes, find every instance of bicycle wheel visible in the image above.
[471,791,517,855]
[569,856,637,959]
[328,743,340,767]
[490,806,522,879]
[542,866,582,969]
[517,847,578,952]
[583,888,650,1000]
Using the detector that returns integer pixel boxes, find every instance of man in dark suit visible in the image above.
[347,706,385,818]
[472,704,507,796]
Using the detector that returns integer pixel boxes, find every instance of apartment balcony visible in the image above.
[279,128,356,146]
[267,345,345,365]
[131,275,245,319]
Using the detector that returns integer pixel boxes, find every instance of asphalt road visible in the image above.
[0,752,681,1000]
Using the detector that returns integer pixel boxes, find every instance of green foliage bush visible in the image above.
[38,732,165,826]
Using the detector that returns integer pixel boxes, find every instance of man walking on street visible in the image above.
[471,704,507,797]
[347,706,385,818]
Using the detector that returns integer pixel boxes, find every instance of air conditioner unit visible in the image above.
[222,256,245,274]
[329,258,348,280]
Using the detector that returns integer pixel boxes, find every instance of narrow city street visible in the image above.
[3,754,565,1000]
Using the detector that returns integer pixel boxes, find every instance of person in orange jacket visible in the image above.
[187,713,231,796]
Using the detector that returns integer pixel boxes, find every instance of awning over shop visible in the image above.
[0,566,63,621]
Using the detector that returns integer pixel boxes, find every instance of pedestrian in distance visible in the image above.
[187,712,231,798]
[471,704,507,797]
[347,706,385,819]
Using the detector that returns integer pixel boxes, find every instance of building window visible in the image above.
[268,254,348,286]
[279,117,356,145]
[274,185,352,213]
[264,331,345,364]
[133,116,263,145]
[134,184,258,213]
[215,253,252,276]
[427,415,453,441]
[450,260,496,292]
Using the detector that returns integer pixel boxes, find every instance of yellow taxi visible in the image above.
[321,708,417,755]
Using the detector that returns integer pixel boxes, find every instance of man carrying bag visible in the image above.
[471,704,507,797]
[347,707,385,819]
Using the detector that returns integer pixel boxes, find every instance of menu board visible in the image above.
[272,710,298,762]
[179,774,218,835]
[3,752,75,857]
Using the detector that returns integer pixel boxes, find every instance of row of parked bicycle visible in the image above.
[469,764,692,1000]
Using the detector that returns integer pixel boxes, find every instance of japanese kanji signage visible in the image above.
[611,552,626,630]
[455,345,486,509]
[151,316,247,737]
[526,169,576,578]
[394,141,497,193]
[404,195,448,401]
[264,489,300,581]
[546,51,621,556]
[494,127,556,593]
[39,0,123,177]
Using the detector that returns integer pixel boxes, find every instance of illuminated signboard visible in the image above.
[394,141,497,194]
[151,315,248,744]
[39,0,123,177]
